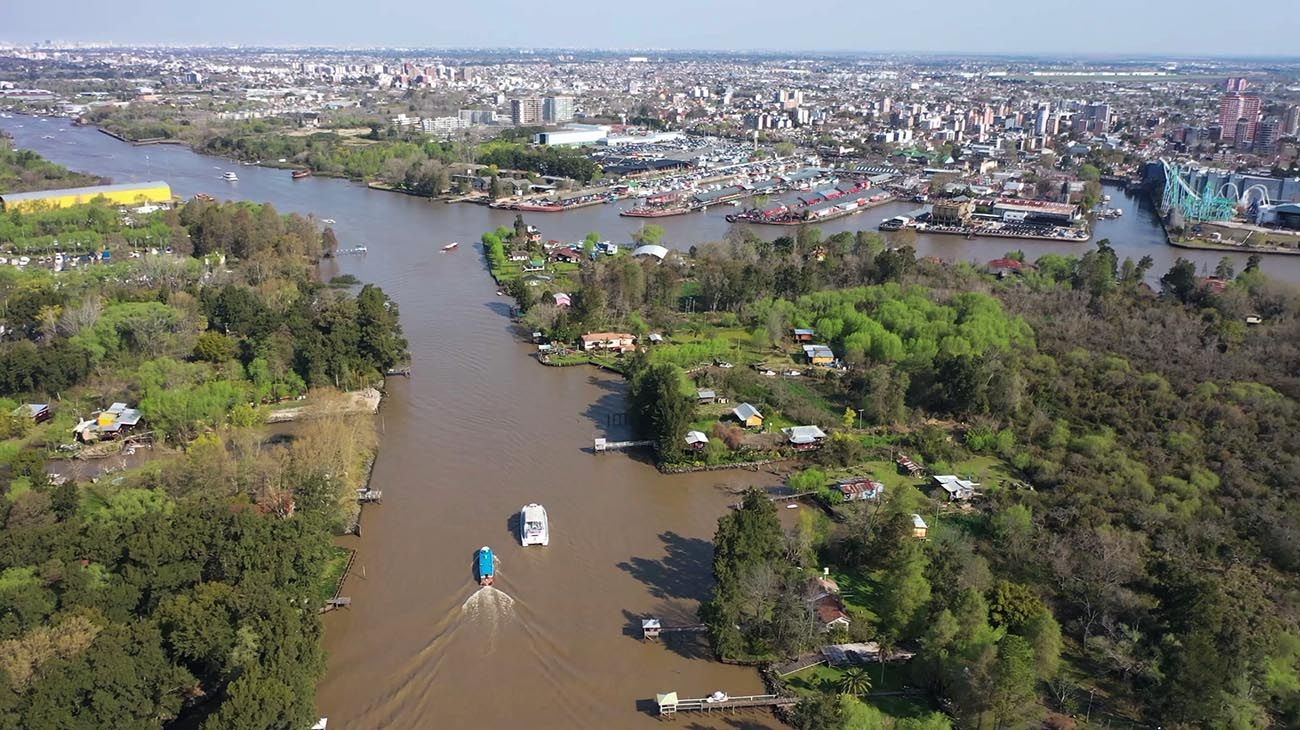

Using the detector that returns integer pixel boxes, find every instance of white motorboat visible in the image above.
[222,172,238,182]
[519,503,549,547]
[442,241,459,251]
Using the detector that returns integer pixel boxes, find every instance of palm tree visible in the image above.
[837,667,873,696]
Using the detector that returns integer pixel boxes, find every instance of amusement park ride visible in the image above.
[1160,159,1273,223]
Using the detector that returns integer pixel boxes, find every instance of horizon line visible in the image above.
[2,42,1300,62]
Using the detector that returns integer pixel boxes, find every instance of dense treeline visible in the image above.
[0,200,406,421]
[0,148,407,727]
[475,142,600,184]
[0,135,106,194]
[507,215,1300,725]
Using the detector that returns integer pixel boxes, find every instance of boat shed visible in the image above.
[631,244,669,260]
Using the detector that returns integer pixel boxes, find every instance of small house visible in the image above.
[802,344,835,365]
[73,402,143,443]
[783,425,828,450]
[522,258,546,273]
[911,514,928,539]
[696,388,717,404]
[552,292,572,308]
[896,453,924,477]
[813,594,851,631]
[684,431,709,451]
[835,476,884,502]
[732,403,764,428]
[11,403,51,424]
[792,328,817,343]
[580,332,637,353]
[934,475,978,501]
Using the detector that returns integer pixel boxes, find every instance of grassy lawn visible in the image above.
[316,545,353,603]
[829,569,884,622]
[785,662,937,718]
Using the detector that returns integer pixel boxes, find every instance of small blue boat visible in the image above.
[477,546,495,586]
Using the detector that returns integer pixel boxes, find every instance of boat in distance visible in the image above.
[520,504,549,547]
[222,171,238,182]
[477,546,496,586]
[291,169,312,179]
[442,242,459,251]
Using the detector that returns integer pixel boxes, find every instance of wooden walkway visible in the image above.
[640,618,707,640]
[656,693,799,716]
[594,438,654,452]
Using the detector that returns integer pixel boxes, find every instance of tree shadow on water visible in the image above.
[617,531,714,602]
[481,300,516,318]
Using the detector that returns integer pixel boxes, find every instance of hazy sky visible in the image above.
[3,0,1298,56]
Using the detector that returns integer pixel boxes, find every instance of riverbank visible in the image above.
[1169,237,1300,256]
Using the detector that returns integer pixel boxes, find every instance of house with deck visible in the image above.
[934,474,978,501]
[792,328,817,343]
[580,332,637,353]
[73,403,144,443]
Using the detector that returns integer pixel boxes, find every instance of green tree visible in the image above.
[838,666,873,696]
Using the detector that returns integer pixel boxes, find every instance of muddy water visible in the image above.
[7,117,1298,728]
[0,118,788,728]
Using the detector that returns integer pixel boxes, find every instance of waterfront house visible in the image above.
[912,514,928,539]
[987,258,1032,277]
[835,476,884,502]
[73,402,143,443]
[934,475,978,501]
[552,292,572,308]
[802,344,835,365]
[792,328,816,342]
[550,247,582,264]
[11,403,51,424]
[522,258,546,273]
[732,403,764,428]
[685,431,709,451]
[783,425,828,450]
[580,332,637,353]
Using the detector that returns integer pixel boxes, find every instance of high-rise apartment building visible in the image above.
[1284,105,1300,137]
[542,96,575,123]
[511,98,544,126]
[1219,94,1262,142]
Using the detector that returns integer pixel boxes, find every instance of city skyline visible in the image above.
[3,0,1300,56]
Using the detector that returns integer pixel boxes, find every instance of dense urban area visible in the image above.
[1,41,1300,730]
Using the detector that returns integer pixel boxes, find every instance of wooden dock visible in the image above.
[641,618,708,640]
[594,437,654,452]
[357,488,383,503]
[654,691,799,716]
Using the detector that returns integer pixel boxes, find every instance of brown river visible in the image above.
[5,116,1300,729]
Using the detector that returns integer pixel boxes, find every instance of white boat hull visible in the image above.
[520,503,549,546]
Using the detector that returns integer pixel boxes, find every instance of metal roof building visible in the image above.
[0,181,172,212]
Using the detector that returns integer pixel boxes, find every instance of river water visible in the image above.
[4,118,1299,729]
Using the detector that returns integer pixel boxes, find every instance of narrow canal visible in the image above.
[4,117,1298,728]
